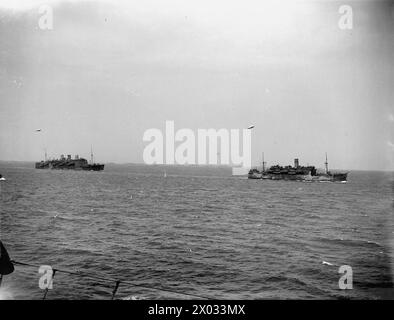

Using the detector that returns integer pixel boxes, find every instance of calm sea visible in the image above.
[0,163,393,299]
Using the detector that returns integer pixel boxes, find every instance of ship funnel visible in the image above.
[67,155,71,160]
[294,158,299,168]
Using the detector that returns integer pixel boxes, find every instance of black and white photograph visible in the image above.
[0,0,393,308]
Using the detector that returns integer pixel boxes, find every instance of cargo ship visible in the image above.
[248,154,348,182]
[35,151,104,171]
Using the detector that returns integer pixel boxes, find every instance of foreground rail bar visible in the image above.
[1,240,214,300]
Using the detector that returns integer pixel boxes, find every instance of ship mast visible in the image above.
[325,152,329,174]
[44,148,47,162]
[262,152,266,172]
[90,145,94,165]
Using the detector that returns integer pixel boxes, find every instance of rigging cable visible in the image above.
[10,260,214,300]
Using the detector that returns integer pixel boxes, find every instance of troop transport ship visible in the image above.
[35,154,104,171]
[248,154,348,182]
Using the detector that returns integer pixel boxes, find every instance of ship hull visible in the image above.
[81,164,105,171]
[248,172,348,182]
[35,164,105,171]
[261,173,312,181]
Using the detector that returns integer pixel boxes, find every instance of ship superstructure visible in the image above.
[35,154,104,171]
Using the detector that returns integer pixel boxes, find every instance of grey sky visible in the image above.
[0,0,393,170]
